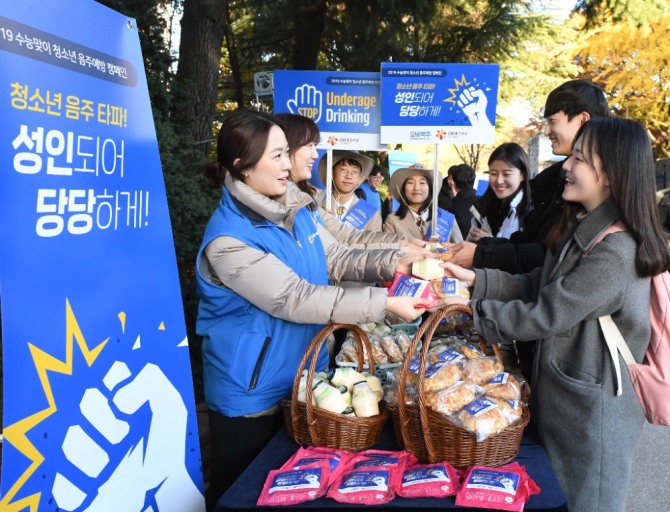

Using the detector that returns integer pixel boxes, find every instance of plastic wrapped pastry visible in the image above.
[481,372,521,401]
[490,397,522,425]
[431,277,470,299]
[424,362,462,393]
[394,329,412,355]
[457,397,509,441]
[462,356,504,386]
[368,334,390,365]
[425,381,476,416]
[380,335,404,363]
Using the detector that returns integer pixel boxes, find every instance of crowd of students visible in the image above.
[196,79,670,512]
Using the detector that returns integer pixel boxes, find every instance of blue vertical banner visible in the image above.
[380,62,500,145]
[0,2,205,511]
[273,70,386,151]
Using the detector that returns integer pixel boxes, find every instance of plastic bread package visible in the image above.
[411,257,445,280]
[455,462,540,511]
[481,372,522,401]
[424,243,454,262]
[454,396,512,442]
[387,272,440,301]
[423,360,463,393]
[461,356,504,386]
[380,334,404,363]
[427,345,467,365]
[430,277,471,299]
[397,461,461,498]
[425,381,477,416]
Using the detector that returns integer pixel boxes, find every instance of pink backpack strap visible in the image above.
[583,221,626,256]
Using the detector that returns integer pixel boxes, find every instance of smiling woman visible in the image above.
[196,110,429,507]
[468,143,532,241]
[242,125,291,198]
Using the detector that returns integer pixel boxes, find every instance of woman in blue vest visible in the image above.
[196,110,429,508]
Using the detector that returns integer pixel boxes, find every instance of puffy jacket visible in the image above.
[196,177,388,417]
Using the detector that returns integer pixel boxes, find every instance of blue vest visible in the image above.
[196,187,329,416]
[358,182,382,211]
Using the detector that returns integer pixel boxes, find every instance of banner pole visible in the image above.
[325,149,333,211]
[430,143,440,241]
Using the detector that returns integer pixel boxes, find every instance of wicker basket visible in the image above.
[280,323,389,451]
[394,304,530,467]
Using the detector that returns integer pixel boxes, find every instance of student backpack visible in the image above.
[585,222,670,426]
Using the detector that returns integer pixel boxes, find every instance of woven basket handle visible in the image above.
[417,304,503,462]
[291,323,375,446]
[397,306,439,451]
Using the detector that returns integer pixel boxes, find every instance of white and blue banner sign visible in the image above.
[380,62,500,145]
[273,70,386,151]
[0,1,205,510]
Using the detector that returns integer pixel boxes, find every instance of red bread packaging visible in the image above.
[388,273,441,301]
[396,461,461,498]
[256,459,331,506]
[326,449,416,505]
[281,446,352,486]
[455,462,540,511]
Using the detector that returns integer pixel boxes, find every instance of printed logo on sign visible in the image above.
[286,83,323,123]
[1,300,202,511]
[444,74,494,129]
[409,130,431,142]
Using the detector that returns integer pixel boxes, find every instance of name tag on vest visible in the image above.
[342,199,377,230]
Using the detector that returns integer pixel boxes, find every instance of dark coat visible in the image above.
[473,160,566,273]
[471,198,648,512]
[448,187,477,238]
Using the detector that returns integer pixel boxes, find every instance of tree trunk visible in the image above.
[291,0,327,69]
[174,0,226,156]
[222,1,245,108]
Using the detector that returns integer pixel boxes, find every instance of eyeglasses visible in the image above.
[370,175,384,180]
[335,167,362,177]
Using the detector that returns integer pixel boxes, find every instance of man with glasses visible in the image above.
[317,150,382,231]
[357,164,385,212]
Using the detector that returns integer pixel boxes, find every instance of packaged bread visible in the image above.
[481,372,521,401]
[431,277,470,299]
[489,397,522,425]
[425,244,454,262]
[339,338,359,363]
[380,335,404,363]
[411,258,444,281]
[425,381,476,416]
[457,397,510,441]
[368,334,390,365]
[424,361,462,392]
[460,341,486,359]
[428,346,466,365]
[434,310,473,334]
[462,356,504,386]
[394,329,412,354]
[388,273,440,301]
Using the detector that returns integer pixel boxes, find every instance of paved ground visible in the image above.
[626,421,670,511]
